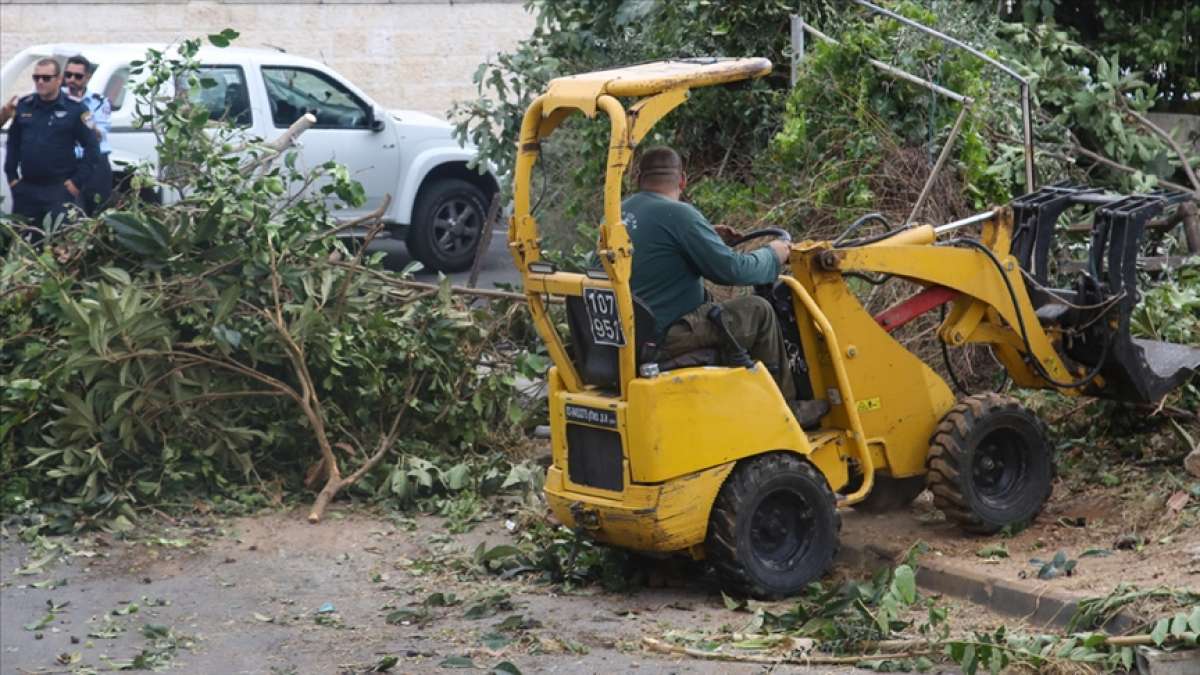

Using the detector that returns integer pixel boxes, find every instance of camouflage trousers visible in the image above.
[660,294,796,401]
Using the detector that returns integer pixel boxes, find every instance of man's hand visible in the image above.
[7,179,18,188]
[64,180,80,198]
[769,239,790,265]
[714,224,741,246]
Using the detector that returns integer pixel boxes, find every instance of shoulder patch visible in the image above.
[81,110,93,124]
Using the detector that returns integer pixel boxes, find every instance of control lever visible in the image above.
[706,305,754,368]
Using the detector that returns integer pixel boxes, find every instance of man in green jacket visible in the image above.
[624,146,827,427]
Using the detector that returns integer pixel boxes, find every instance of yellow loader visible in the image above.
[508,58,1200,598]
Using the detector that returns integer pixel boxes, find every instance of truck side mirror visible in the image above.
[368,107,386,133]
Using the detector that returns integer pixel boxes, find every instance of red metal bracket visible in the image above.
[874,285,958,333]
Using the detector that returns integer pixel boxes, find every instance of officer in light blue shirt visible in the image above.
[64,55,112,216]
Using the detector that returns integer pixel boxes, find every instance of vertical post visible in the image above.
[790,15,805,87]
[1021,83,1036,192]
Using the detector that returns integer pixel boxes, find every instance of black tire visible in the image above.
[849,474,927,514]
[707,453,840,599]
[407,178,488,273]
[926,393,1054,534]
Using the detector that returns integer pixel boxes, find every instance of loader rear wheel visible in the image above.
[707,453,839,599]
[926,394,1054,535]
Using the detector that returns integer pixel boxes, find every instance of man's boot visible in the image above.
[790,399,830,430]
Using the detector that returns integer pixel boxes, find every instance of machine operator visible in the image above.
[622,146,828,428]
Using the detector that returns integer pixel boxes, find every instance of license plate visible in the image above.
[583,288,626,347]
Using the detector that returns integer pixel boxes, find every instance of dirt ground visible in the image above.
[844,482,1200,599]
[2,509,891,675]
[2,480,1194,675]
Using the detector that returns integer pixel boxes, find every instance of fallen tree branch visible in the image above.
[1119,103,1200,194]
[641,636,927,666]
[319,193,393,240]
[307,373,425,523]
[1065,145,1195,194]
[331,261,535,301]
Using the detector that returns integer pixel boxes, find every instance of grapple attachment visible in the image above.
[1011,184,1200,403]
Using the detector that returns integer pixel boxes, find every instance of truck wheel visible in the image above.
[926,394,1054,534]
[707,453,840,599]
[407,179,488,273]
[849,474,926,513]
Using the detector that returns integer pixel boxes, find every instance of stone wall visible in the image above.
[0,1,534,118]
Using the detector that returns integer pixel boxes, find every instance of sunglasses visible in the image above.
[32,74,58,83]
[64,71,87,81]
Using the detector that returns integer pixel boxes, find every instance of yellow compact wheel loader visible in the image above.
[508,58,1200,598]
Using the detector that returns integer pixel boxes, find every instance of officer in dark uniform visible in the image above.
[4,57,98,243]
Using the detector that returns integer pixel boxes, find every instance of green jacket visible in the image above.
[623,191,780,336]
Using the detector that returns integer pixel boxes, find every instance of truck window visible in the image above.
[182,65,252,127]
[261,66,369,129]
[104,66,130,112]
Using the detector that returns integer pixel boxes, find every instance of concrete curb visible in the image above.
[836,539,1137,634]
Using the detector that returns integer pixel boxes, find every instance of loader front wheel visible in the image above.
[926,394,1054,535]
[707,453,839,599]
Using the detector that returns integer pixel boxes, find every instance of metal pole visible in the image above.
[790,15,805,87]
[934,209,997,236]
[908,103,972,224]
[852,0,1036,191]
[801,22,969,104]
[1021,83,1036,191]
[853,0,1023,81]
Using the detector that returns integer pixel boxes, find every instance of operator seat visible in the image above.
[564,294,718,391]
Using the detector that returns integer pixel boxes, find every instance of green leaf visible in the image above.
[722,591,747,611]
[891,564,917,604]
[489,662,522,675]
[976,544,1008,559]
[99,267,132,286]
[443,463,471,491]
[478,544,521,564]
[1170,613,1189,637]
[438,655,476,668]
[1151,618,1170,645]
[24,613,54,631]
[480,632,511,650]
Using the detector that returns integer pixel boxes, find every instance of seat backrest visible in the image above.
[564,293,658,391]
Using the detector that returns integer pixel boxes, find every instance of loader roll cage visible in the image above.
[509,57,775,396]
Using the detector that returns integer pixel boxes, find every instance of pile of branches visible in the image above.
[0,34,531,528]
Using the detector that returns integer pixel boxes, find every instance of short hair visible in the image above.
[34,58,61,76]
[637,146,684,187]
[65,55,92,73]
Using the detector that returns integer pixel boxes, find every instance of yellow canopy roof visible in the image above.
[543,57,773,116]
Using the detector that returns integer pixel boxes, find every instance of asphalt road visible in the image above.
[367,227,522,290]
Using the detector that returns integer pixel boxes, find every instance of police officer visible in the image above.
[63,55,113,216]
[4,58,98,242]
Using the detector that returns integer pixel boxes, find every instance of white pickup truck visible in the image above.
[1,44,498,272]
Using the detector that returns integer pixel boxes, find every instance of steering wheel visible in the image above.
[728,226,792,248]
[727,227,792,297]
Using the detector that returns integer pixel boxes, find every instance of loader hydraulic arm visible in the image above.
[798,208,1082,393]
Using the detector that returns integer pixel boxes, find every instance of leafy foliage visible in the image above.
[660,559,1200,674]
[0,34,531,526]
